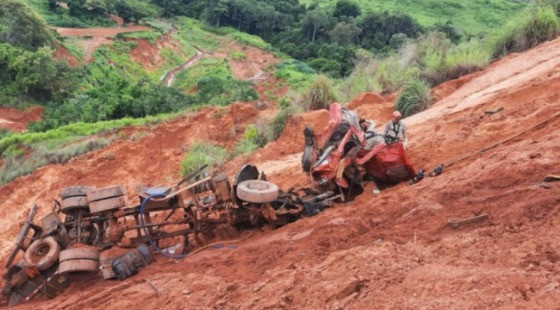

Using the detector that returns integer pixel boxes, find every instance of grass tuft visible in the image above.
[301,76,338,111]
[181,141,230,176]
[395,79,433,117]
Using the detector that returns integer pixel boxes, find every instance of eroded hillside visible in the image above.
[2,30,560,309]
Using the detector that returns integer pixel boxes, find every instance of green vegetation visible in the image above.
[336,2,560,110]
[489,6,560,58]
[0,43,78,107]
[181,141,230,176]
[1,0,55,50]
[302,76,338,111]
[231,51,247,60]
[174,57,258,106]
[0,113,179,184]
[270,104,301,140]
[173,17,221,51]
[395,80,433,117]
[301,0,526,35]
[0,113,178,156]
[116,31,163,43]
[275,60,317,89]
[22,0,116,28]
[210,26,273,50]
[234,124,268,155]
[0,136,114,185]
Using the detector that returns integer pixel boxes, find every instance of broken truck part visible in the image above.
[2,165,338,306]
[303,103,416,197]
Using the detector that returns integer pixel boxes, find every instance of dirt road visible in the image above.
[164,47,204,87]
[3,36,560,309]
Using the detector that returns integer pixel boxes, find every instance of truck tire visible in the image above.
[87,185,125,203]
[89,196,126,213]
[59,247,100,262]
[24,237,61,271]
[61,196,88,214]
[302,146,313,172]
[236,180,279,204]
[61,186,91,199]
[58,259,99,274]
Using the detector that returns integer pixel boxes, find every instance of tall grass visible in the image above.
[301,76,338,111]
[0,113,178,156]
[181,141,230,176]
[270,105,302,140]
[336,2,560,117]
[0,136,114,185]
[489,6,560,58]
[395,80,433,117]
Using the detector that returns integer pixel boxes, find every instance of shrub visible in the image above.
[270,105,301,140]
[274,60,317,89]
[0,0,55,50]
[231,51,247,60]
[301,76,338,111]
[234,124,269,156]
[395,79,433,117]
[490,6,560,59]
[181,141,230,176]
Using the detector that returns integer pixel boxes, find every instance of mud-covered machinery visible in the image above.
[2,165,338,307]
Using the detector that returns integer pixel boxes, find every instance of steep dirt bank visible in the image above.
[56,25,152,61]
[0,106,43,132]
[4,36,560,309]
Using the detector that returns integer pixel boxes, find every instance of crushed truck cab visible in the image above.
[303,103,415,196]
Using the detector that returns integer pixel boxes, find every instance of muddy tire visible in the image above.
[58,259,99,274]
[61,196,89,214]
[59,248,100,262]
[302,146,313,172]
[24,237,61,271]
[87,185,125,203]
[236,180,279,204]
[61,186,91,199]
[89,196,126,213]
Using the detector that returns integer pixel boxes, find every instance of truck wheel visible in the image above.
[58,247,100,274]
[59,247,100,261]
[89,196,126,214]
[61,186,91,199]
[87,185,125,203]
[302,146,313,172]
[61,196,88,214]
[24,237,60,271]
[236,180,279,204]
[58,260,99,274]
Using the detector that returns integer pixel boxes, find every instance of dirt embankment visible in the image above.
[4,36,560,309]
[55,25,152,62]
[0,106,43,132]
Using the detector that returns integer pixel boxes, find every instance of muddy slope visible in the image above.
[4,36,560,309]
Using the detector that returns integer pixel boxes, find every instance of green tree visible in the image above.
[0,0,55,50]
[333,0,361,19]
[303,9,330,43]
[328,21,361,45]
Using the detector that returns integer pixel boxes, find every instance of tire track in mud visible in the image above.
[163,47,205,87]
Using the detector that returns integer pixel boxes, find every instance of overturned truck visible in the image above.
[302,103,416,196]
[2,166,339,306]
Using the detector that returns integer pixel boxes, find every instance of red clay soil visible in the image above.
[0,106,43,132]
[4,37,560,309]
[53,45,79,66]
[55,25,152,62]
[129,34,191,71]
[109,15,124,27]
[225,43,281,81]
